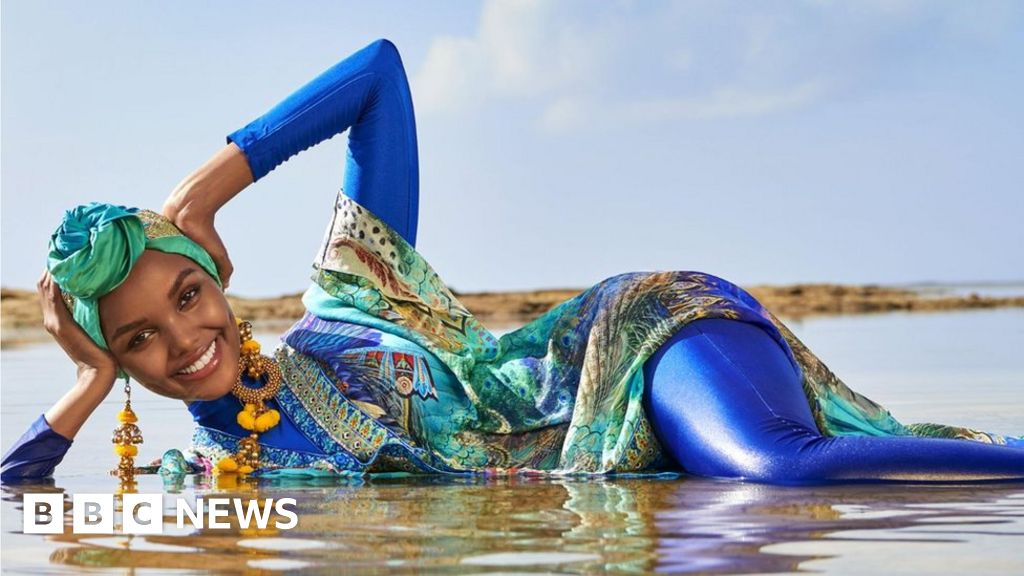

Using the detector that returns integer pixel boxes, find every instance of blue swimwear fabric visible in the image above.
[1,414,73,480]
[4,38,1021,483]
[643,319,1024,484]
[226,38,419,246]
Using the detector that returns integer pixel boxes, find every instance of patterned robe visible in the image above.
[190,193,1014,477]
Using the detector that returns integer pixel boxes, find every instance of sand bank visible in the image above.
[3,283,1021,347]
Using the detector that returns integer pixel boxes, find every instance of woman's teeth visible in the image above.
[179,340,217,374]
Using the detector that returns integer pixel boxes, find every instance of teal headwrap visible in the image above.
[47,203,222,359]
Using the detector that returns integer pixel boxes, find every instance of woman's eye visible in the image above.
[129,331,151,349]
[179,286,200,309]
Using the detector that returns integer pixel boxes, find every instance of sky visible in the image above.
[2,0,1022,297]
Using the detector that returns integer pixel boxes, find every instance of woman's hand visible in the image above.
[38,271,119,440]
[162,203,234,290]
[38,271,119,385]
[162,143,254,290]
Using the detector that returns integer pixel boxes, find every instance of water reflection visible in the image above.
[3,475,1022,574]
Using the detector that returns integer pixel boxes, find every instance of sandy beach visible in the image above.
[3,282,1022,346]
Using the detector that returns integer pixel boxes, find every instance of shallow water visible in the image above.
[2,308,1023,574]
[905,282,1024,300]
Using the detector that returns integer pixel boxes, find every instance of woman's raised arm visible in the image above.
[162,143,253,288]
[1,272,119,482]
[163,38,420,287]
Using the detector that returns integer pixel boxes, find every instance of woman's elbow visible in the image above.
[363,38,405,73]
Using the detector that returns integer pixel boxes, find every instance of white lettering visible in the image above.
[23,493,300,534]
[274,498,298,530]
[176,497,204,529]
[207,498,231,529]
[234,498,274,529]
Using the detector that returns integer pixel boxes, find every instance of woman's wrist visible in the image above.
[44,371,117,440]
[76,363,119,390]
[164,143,254,221]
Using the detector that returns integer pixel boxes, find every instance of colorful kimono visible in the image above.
[187,194,1015,478]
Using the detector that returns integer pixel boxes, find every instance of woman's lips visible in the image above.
[174,336,222,382]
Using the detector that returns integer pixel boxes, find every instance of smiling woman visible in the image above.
[97,252,240,401]
[2,38,1022,485]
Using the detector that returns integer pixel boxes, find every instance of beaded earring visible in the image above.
[216,319,282,475]
[111,379,143,488]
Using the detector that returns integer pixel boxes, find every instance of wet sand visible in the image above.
[3,283,1022,346]
[451,283,1024,326]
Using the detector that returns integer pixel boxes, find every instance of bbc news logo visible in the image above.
[23,493,298,534]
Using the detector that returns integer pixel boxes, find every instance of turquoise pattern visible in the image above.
[188,192,1016,477]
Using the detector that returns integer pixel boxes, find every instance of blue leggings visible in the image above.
[643,319,1023,484]
[235,39,1024,484]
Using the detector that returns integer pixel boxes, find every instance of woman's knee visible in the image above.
[642,317,825,480]
[677,411,829,482]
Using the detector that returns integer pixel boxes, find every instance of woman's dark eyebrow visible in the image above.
[113,319,148,343]
[112,268,197,344]
[167,267,197,300]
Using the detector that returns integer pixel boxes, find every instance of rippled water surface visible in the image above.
[3,308,1023,574]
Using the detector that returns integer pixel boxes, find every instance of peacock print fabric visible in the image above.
[191,192,1016,478]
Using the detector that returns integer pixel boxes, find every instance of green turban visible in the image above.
[47,203,222,361]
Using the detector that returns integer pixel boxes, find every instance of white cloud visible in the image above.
[412,0,611,118]
[411,0,1021,133]
[538,79,828,132]
[634,80,829,122]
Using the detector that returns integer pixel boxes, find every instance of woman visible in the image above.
[3,39,1022,485]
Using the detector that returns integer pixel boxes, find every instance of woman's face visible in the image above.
[97,249,240,401]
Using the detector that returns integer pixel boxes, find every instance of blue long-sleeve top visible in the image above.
[1,414,73,480]
[1,38,419,481]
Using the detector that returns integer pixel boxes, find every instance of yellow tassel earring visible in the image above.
[216,318,282,475]
[111,379,143,488]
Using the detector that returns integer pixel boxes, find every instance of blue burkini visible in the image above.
[644,318,1024,483]
[3,39,1022,484]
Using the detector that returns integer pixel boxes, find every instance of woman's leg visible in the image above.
[226,38,419,246]
[642,318,1024,484]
